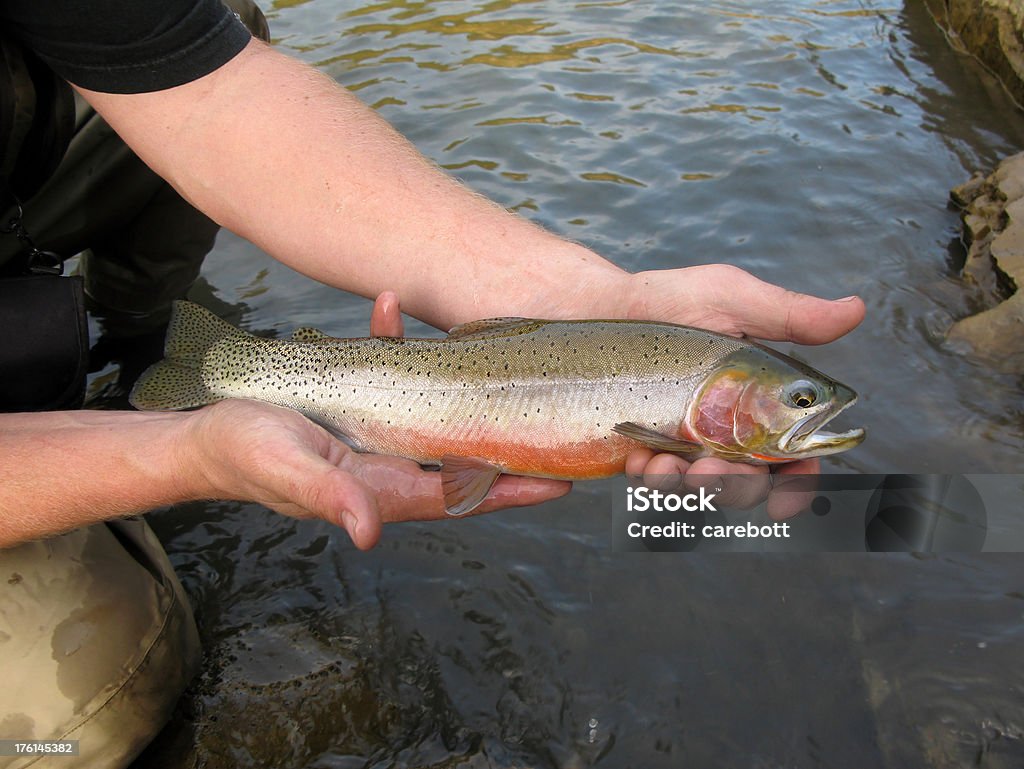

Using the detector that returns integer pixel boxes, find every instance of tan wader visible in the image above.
[0,2,270,766]
[0,521,200,769]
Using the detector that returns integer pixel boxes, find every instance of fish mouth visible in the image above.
[779,397,866,456]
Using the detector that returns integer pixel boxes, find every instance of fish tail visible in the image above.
[129,301,244,411]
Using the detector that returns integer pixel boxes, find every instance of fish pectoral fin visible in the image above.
[612,422,704,458]
[291,326,332,343]
[445,317,542,341]
[440,455,503,516]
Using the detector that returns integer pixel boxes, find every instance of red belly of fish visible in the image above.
[379,427,633,480]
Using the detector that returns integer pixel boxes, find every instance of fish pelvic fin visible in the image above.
[129,301,244,411]
[440,455,502,516]
[612,422,705,458]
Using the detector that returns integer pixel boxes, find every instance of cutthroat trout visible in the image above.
[131,301,865,515]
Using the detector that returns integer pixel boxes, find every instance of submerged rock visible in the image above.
[947,153,1024,372]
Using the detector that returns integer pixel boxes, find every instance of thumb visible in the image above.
[719,272,865,344]
[317,468,383,550]
[280,455,384,550]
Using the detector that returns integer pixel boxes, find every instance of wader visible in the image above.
[0,3,269,766]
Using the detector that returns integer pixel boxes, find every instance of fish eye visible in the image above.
[785,381,819,409]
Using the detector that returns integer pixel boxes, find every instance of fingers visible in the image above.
[766,458,819,521]
[343,450,571,522]
[370,290,405,337]
[625,449,770,508]
[713,268,865,344]
[685,458,771,509]
[477,476,572,514]
[625,449,819,517]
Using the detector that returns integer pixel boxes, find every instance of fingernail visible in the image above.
[342,510,359,538]
[836,295,859,302]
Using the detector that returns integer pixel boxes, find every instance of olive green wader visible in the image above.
[0,3,269,767]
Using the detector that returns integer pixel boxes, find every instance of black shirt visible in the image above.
[0,0,251,93]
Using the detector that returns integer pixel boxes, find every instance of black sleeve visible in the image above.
[0,0,252,94]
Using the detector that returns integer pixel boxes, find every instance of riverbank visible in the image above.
[947,154,1024,371]
[921,0,1024,108]
[920,0,1024,370]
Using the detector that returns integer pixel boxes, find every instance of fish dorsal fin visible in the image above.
[612,422,705,458]
[445,317,541,341]
[291,326,332,343]
[440,455,503,515]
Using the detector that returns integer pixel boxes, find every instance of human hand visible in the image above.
[180,292,570,550]
[613,265,865,519]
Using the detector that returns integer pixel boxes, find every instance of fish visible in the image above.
[130,301,865,515]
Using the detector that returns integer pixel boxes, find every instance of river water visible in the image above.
[130,1,1024,767]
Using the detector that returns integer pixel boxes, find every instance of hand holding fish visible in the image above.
[614,265,866,519]
[173,292,569,550]
[177,398,570,551]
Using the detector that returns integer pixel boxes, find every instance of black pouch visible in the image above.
[0,34,86,411]
[1,183,88,413]
[0,272,88,411]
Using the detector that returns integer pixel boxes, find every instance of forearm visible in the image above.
[0,411,203,547]
[76,40,629,329]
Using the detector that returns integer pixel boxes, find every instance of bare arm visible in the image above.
[77,38,864,343]
[76,39,627,330]
[0,411,200,545]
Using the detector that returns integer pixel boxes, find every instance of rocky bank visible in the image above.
[947,154,1024,371]
[922,0,1024,371]
[923,0,1024,108]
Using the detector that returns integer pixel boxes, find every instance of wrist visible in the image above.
[501,240,633,321]
[170,408,229,503]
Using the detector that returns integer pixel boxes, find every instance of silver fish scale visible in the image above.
[197,320,747,466]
